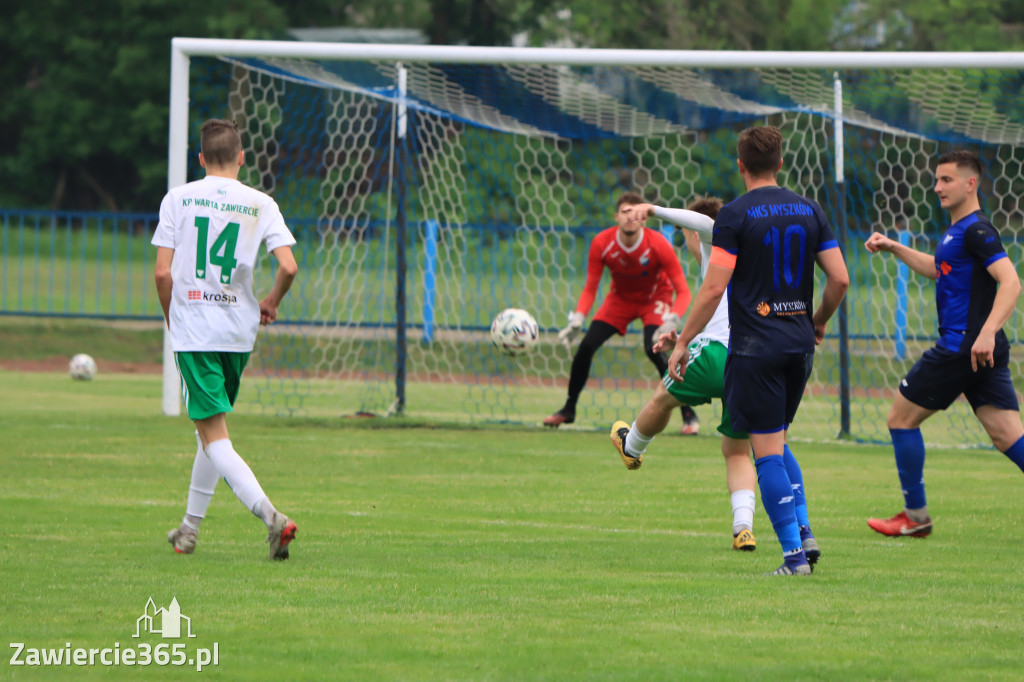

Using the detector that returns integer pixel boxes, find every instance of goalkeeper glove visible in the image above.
[655,312,681,342]
[557,311,585,348]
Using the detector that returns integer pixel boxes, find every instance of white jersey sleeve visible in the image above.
[153,192,178,249]
[260,199,295,254]
[652,207,714,242]
[152,176,296,353]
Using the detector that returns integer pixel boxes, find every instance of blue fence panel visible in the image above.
[1,210,161,320]
[1,210,603,332]
[9,208,1003,349]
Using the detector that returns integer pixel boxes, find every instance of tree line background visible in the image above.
[2,0,1023,212]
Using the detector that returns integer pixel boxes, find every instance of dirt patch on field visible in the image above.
[0,356,645,392]
[0,357,163,374]
[0,354,900,401]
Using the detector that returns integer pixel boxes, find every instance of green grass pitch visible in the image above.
[3,369,1024,680]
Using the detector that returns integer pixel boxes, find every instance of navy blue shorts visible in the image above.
[724,352,814,434]
[899,344,1019,412]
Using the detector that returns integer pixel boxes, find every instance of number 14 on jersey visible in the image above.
[194,217,239,285]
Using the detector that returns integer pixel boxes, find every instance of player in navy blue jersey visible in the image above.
[865,150,1024,539]
[667,125,850,576]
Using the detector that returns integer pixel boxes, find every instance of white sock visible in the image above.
[185,431,220,529]
[731,489,756,535]
[624,421,655,457]
[204,438,270,524]
[254,498,278,528]
[906,506,930,523]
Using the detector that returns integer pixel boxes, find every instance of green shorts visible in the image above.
[175,351,250,421]
[663,338,747,440]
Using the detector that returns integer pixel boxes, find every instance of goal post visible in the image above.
[166,39,1024,446]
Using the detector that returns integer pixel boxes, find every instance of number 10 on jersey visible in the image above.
[763,224,806,291]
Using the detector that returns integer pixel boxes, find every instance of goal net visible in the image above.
[169,41,1024,446]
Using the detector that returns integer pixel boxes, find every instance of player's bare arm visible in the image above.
[622,203,656,220]
[864,231,937,279]
[154,247,175,327]
[970,257,1022,371]
[811,247,851,345]
[259,245,298,325]
[623,204,713,267]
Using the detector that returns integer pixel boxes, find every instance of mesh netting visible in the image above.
[183,55,1024,445]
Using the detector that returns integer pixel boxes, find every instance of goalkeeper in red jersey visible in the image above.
[544,192,697,432]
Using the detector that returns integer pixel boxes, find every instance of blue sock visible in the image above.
[755,454,802,554]
[782,444,810,529]
[891,427,926,509]
[1001,434,1024,473]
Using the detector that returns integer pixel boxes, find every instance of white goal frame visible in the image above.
[163,38,1024,417]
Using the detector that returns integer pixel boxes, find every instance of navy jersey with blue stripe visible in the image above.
[712,186,839,357]
[933,211,1009,353]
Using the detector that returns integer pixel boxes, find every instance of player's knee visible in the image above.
[990,427,1023,452]
[720,436,749,459]
[885,414,905,430]
[886,403,923,430]
[721,449,748,465]
[577,336,603,356]
[651,384,680,409]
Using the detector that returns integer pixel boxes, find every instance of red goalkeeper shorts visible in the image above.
[593,290,674,336]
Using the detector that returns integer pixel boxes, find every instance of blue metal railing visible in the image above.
[0,210,602,327]
[6,208,1018,347]
[1,210,161,320]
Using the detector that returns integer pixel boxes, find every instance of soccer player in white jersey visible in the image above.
[608,197,821,562]
[153,118,299,560]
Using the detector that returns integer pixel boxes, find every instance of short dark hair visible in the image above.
[737,126,782,176]
[937,150,983,179]
[616,192,645,209]
[200,118,242,168]
[687,196,723,220]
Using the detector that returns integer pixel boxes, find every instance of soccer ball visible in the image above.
[69,353,97,381]
[490,308,539,356]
